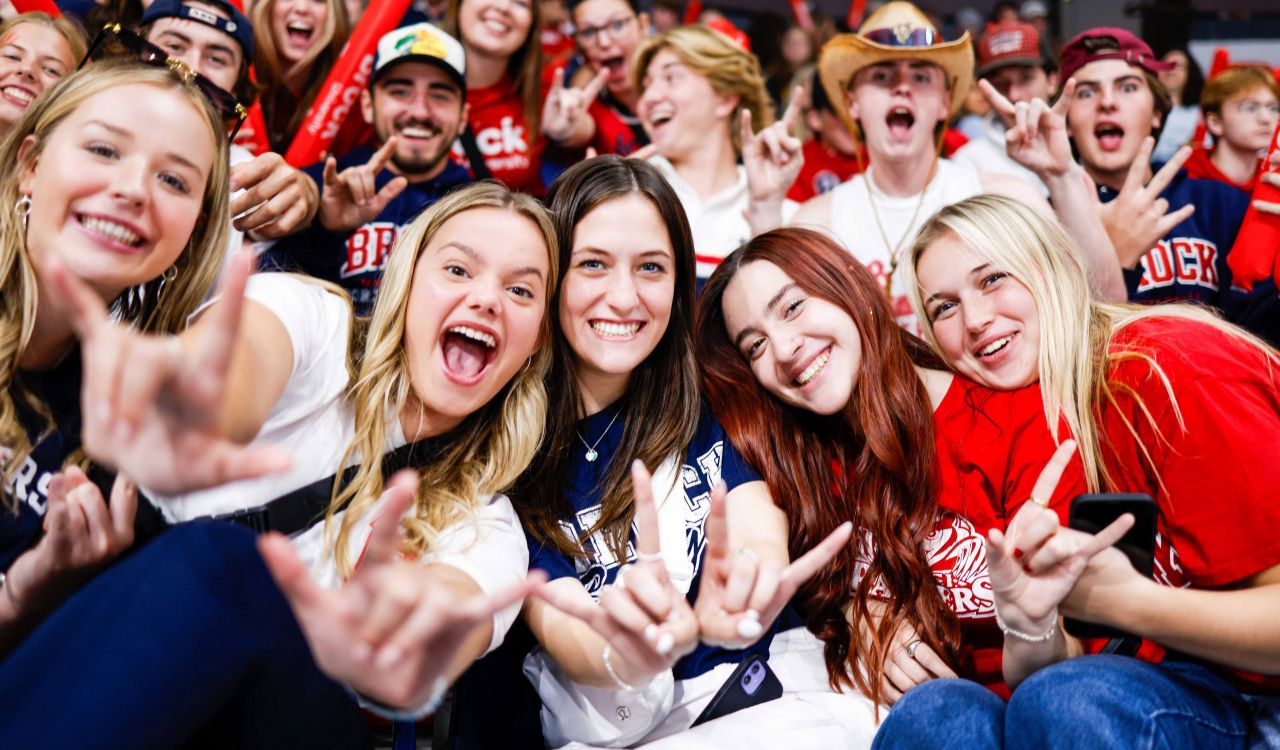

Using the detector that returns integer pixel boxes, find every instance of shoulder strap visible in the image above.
[459,126,493,181]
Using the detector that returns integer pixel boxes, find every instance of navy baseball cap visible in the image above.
[140,0,255,62]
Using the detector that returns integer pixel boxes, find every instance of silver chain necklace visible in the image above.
[577,409,621,462]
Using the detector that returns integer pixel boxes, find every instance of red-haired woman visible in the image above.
[694,226,1101,710]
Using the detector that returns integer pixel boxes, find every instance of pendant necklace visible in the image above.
[577,408,621,462]
[866,156,938,299]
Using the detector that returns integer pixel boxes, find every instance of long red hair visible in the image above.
[695,228,959,704]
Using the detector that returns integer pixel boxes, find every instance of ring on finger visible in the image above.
[634,551,663,564]
[905,639,923,659]
[735,547,759,564]
[1028,494,1050,508]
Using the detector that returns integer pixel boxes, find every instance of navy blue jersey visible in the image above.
[528,402,800,680]
[261,147,471,315]
[1,353,82,571]
[1102,167,1280,344]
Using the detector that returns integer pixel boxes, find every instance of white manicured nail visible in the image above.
[737,618,763,640]
[656,633,675,655]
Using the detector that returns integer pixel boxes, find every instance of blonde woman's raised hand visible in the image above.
[46,251,291,495]
[986,440,1133,640]
[978,78,1076,178]
[260,470,547,714]
[695,481,853,650]
[534,460,699,685]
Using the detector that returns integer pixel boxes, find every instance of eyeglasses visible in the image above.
[1235,99,1280,118]
[576,16,635,45]
[80,23,248,139]
[862,26,938,48]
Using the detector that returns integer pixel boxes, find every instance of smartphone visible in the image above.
[1062,493,1158,640]
[690,654,783,727]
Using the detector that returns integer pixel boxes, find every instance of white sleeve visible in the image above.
[422,493,529,655]
[523,648,675,748]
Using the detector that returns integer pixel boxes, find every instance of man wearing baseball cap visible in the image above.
[139,0,323,243]
[1060,27,1280,343]
[952,20,1057,194]
[262,22,471,314]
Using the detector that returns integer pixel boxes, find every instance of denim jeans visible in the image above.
[872,655,1255,750]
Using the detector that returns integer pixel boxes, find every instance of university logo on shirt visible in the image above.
[854,512,994,619]
[340,222,400,279]
[1135,237,1220,294]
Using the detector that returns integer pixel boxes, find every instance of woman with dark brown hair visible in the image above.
[695,226,1091,710]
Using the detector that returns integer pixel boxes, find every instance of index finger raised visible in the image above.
[1121,137,1155,194]
[1028,439,1077,507]
[358,469,418,568]
[978,79,1015,121]
[582,67,609,102]
[629,460,665,575]
[43,255,110,339]
[367,137,398,173]
[1051,78,1076,118]
[779,520,853,591]
[1146,145,1191,196]
[780,84,805,130]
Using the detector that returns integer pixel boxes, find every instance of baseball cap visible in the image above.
[140,0,254,62]
[1058,27,1174,85]
[977,21,1047,77]
[372,23,466,92]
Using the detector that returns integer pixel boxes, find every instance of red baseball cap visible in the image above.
[1058,27,1174,84]
[977,21,1047,77]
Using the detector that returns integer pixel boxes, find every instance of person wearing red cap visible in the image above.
[1060,27,1280,344]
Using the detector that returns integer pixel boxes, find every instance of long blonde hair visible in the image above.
[905,194,1278,491]
[327,182,559,575]
[631,25,774,155]
[0,61,231,511]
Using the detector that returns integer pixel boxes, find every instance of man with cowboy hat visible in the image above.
[790,1,1122,331]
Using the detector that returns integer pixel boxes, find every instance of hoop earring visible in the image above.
[15,195,31,234]
[162,265,178,283]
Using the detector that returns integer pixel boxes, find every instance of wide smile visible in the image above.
[973,331,1017,361]
[589,319,645,341]
[792,345,832,388]
[398,124,441,144]
[74,213,149,254]
[1,85,35,108]
[284,20,315,48]
[440,323,500,386]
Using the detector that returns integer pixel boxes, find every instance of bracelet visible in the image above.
[356,676,448,722]
[993,608,1058,643]
[602,643,638,691]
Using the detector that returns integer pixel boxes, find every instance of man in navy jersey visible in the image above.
[263,22,471,314]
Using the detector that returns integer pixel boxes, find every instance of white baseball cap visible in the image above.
[372,22,466,92]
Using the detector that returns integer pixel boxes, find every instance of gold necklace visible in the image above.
[865,157,939,299]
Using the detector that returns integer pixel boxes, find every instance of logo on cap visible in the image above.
[187,7,219,25]
[988,30,1025,56]
[396,28,447,60]
[893,23,913,44]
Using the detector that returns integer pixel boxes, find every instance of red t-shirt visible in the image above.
[1097,316,1280,693]
[1183,146,1261,193]
[854,375,1087,699]
[456,75,545,194]
[588,95,647,157]
[787,139,864,202]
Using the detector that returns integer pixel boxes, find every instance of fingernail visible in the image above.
[744,608,760,621]
[656,632,675,655]
[737,618,764,639]
[375,644,403,669]
[644,623,659,642]
[1012,548,1024,559]
[353,641,372,661]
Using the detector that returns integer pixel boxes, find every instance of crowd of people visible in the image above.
[0,0,1277,747]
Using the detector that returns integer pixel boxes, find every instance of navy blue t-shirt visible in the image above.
[527,402,800,680]
[1,353,82,572]
[1103,167,1280,344]
[261,147,471,315]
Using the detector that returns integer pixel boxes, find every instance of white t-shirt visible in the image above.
[817,159,983,334]
[949,114,1048,197]
[145,273,527,651]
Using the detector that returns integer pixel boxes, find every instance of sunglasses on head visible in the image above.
[862,26,938,48]
[80,23,248,139]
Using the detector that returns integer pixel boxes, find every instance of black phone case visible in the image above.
[1063,493,1158,640]
[690,654,784,727]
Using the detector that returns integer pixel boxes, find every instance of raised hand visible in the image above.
[230,152,321,239]
[2,469,136,624]
[541,67,609,145]
[1092,137,1196,268]
[742,86,805,237]
[534,460,698,685]
[1253,146,1280,216]
[986,440,1134,638]
[46,251,291,495]
[695,481,853,649]
[260,470,546,712]
[318,138,410,233]
[978,78,1076,178]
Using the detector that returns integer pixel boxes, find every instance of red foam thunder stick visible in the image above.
[11,0,60,15]
[1226,123,1280,291]
[283,0,412,168]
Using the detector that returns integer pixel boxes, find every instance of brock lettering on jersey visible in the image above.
[452,117,531,174]
[1135,237,1220,294]
[340,222,400,279]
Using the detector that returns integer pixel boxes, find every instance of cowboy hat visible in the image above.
[818,1,974,136]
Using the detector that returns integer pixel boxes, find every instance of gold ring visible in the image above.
[1029,495,1050,508]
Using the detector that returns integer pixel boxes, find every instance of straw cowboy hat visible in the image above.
[818,1,975,136]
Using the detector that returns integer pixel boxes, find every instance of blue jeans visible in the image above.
[0,521,370,750]
[872,655,1253,750]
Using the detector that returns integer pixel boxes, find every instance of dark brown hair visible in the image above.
[514,155,699,560]
[695,228,959,705]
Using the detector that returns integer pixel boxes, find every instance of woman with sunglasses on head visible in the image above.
[539,0,650,157]
[501,156,865,749]
[252,0,351,153]
[0,12,86,141]
[445,0,548,193]
[695,227,1109,734]
[884,193,1280,748]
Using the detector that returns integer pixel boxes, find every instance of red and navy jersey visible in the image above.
[588,91,648,158]
[261,146,471,315]
[1102,167,1280,346]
